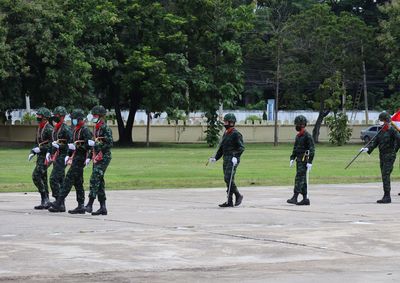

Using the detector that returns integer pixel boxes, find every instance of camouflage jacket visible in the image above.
[215,128,245,161]
[49,123,72,155]
[93,122,113,155]
[368,126,400,156]
[69,125,93,159]
[31,122,53,156]
[290,130,315,163]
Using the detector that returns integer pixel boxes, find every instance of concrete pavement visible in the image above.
[1,183,400,282]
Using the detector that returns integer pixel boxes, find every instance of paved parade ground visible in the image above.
[1,183,400,282]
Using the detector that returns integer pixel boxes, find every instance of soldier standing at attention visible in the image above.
[209,113,245,208]
[85,105,113,215]
[287,115,315,206]
[28,107,53,210]
[46,106,72,212]
[48,109,93,213]
[360,112,400,203]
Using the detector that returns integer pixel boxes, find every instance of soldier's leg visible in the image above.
[32,160,50,209]
[220,160,234,207]
[92,160,110,216]
[67,165,86,214]
[296,161,309,205]
[49,158,66,200]
[378,154,395,203]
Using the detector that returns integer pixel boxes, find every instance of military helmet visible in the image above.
[379,112,391,122]
[224,113,237,123]
[36,107,52,118]
[294,115,307,126]
[70,108,85,120]
[91,105,107,115]
[53,106,68,116]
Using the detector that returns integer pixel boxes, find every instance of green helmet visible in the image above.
[379,112,391,122]
[53,106,67,116]
[91,105,107,115]
[36,107,52,118]
[70,108,85,120]
[224,113,237,123]
[294,115,307,126]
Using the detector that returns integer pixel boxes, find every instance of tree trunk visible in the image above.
[274,38,281,147]
[146,111,151,147]
[312,100,330,143]
[113,87,142,146]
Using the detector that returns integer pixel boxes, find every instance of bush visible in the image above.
[325,112,352,146]
[22,113,36,125]
[246,115,262,124]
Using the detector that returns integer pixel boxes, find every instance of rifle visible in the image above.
[345,126,383,170]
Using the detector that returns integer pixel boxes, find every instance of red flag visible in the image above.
[392,110,400,131]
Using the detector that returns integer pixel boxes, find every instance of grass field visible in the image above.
[0,143,398,193]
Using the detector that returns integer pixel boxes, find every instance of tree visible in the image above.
[175,0,254,146]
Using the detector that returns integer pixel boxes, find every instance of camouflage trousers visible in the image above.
[89,155,111,202]
[223,156,240,197]
[294,160,308,196]
[32,155,49,194]
[59,158,86,205]
[380,153,396,193]
[50,154,67,199]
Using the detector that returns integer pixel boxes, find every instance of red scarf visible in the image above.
[382,123,389,132]
[55,121,63,130]
[75,121,84,130]
[297,128,306,137]
[39,121,47,129]
[95,120,104,130]
[225,127,235,135]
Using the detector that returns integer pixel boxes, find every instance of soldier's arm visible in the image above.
[290,138,297,161]
[367,133,379,154]
[307,133,315,164]
[44,126,54,154]
[234,132,245,157]
[59,126,73,151]
[95,126,113,152]
[214,137,224,161]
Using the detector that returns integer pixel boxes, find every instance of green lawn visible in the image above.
[0,143,398,193]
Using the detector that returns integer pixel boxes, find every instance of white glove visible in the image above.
[32,147,40,154]
[28,153,34,161]
[64,156,70,165]
[88,140,95,147]
[306,163,312,171]
[52,141,59,149]
[360,147,369,153]
[232,157,238,166]
[290,160,294,167]
[85,158,91,167]
[45,152,51,163]
[68,143,76,151]
[208,157,216,164]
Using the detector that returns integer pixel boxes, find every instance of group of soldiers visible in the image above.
[28,106,400,211]
[210,111,400,207]
[28,105,113,215]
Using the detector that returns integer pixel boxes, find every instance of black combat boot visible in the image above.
[85,197,95,213]
[377,192,391,204]
[235,193,243,206]
[296,194,310,206]
[68,203,86,214]
[287,192,299,204]
[219,194,234,207]
[92,200,107,215]
[48,197,66,212]
[42,193,51,209]
[34,192,47,210]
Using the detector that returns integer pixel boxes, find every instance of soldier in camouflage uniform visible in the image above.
[361,112,400,203]
[28,107,54,209]
[46,106,72,212]
[49,109,93,213]
[209,113,245,207]
[85,105,113,215]
[287,115,315,206]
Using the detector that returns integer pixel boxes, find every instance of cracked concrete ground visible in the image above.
[1,183,400,282]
